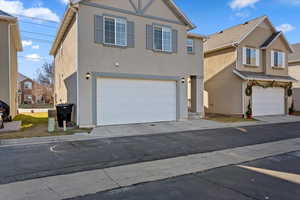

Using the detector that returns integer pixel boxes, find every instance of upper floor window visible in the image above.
[104,16,127,46]
[272,51,285,68]
[24,81,32,89]
[153,26,172,52]
[243,47,259,66]
[186,39,194,54]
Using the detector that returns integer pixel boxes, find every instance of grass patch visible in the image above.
[14,112,48,129]
[0,113,91,140]
[292,112,300,116]
[206,116,256,123]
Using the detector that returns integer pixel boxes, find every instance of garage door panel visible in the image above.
[252,87,285,116]
[97,78,177,126]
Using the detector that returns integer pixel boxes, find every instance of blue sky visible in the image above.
[0,0,299,79]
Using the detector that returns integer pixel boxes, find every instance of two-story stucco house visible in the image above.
[0,10,22,118]
[204,16,295,117]
[50,0,205,128]
[289,43,300,111]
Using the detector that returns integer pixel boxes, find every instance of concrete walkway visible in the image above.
[1,137,299,200]
[1,116,300,147]
[90,116,300,139]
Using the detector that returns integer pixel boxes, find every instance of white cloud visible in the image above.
[0,0,59,22]
[25,54,42,62]
[276,24,296,33]
[60,0,70,4]
[22,40,32,47]
[32,45,40,49]
[230,0,261,9]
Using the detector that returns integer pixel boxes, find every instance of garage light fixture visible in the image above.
[86,72,91,80]
[181,78,185,83]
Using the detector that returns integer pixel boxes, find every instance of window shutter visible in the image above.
[271,51,274,67]
[256,49,260,66]
[127,21,135,48]
[172,29,178,53]
[94,15,103,44]
[192,39,195,54]
[282,52,286,68]
[242,47,247,64]
[146,24,153,50]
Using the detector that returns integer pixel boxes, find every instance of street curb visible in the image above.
[0,121,299,148]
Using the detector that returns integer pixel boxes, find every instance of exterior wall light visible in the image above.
[181,78,185,83]
[86,72,91,80]
[115,62,120,67]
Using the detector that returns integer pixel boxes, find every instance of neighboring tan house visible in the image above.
[18,73,53,105]
[288,43,300,111]
[204,16,295,117]
[50,0,205,127]
[0,10,22,117]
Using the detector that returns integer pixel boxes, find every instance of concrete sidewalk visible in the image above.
[1,115,300,147]
[1,137,300,200]
[90,115,300,139]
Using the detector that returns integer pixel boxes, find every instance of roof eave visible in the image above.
[233,69,297,83]
[204,43,237,54]
[188,33,208,40]
[50,6,75,55]
[165,0,195,30]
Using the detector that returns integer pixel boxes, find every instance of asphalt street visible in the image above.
[1,122,300,185]
[68,151,300,200]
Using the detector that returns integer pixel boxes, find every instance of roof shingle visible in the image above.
[204,16,266,53]
[289,43,300,63]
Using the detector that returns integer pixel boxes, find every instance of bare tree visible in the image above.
[37,62,54,86]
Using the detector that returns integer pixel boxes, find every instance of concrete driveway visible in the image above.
[91,115,300,139]
[90,119,261,139]
[254,115,300,123]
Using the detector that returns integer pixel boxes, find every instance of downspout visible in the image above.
[70,4,80,126]
[8,24,11,110]
[232,42,246,117]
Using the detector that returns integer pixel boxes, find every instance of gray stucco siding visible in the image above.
[76,3,203,127]
[0,21,10,105]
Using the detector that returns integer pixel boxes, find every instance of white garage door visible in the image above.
[97,78,177,126]
[252,86,285,116]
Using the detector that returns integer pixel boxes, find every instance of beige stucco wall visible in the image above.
[9,24,18,117]
[265,36,289,76]
[204,47,243,115]
[54,17,77,120]
[76,1,203,126]
[0,20,18,117]
[237,19,290,77]
[289,62,300,111]
[237,21,272,73]
[0,21,10,106]
[289,63,300,87]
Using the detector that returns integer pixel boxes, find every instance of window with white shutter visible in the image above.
[272,51,285,68]
[243,47,259,66]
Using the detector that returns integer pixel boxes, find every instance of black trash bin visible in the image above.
[56,104,73,128]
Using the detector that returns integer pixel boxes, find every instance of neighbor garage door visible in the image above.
[252,86,285,116]
[97,78,177,126]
